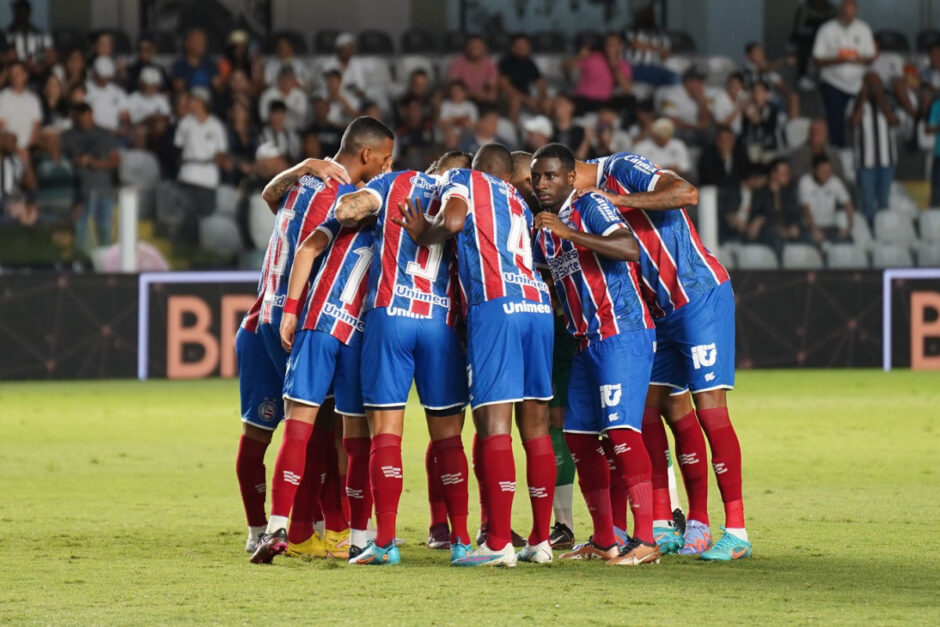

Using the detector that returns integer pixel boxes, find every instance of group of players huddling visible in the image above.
[234,115,751,568]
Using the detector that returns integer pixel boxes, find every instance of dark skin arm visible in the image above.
[279,228,331,351]
[575,171,699,211]
[392,196,466,246]
[534,211,639,261]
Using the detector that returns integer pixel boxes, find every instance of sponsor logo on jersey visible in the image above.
[323,302,366,332]
[387,307,432,319]
[691,343,717,370]
[501,301,552,315]
[409,175,438,193]
[503,272,549,291]
[600,383,622,408]
[546,247,582,281]
[298,175,326,191]
[394,284,450,307]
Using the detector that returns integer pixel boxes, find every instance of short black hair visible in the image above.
[324,69,342,80]
[753,80,770,91]
[531,142,575,174]
[812,154,830,168]
[72,102,92,116]
[409,68,429,78]
[511,150,532,173]
[768,157,789,173]
[472,143,513,178]
[744,41,760,55]
[510,33,530,44]
[339,116,395,155]
[727,72,745,84]
[269,100,287,113]
[428,151,472,174]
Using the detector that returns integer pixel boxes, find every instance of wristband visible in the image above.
[283,298,299,316]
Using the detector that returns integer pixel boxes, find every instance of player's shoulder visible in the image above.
[439,167,471,186]
[574,190,620,220]
[609,151,661,175]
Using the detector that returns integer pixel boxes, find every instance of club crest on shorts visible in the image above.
[257,401,278,422]
[599,383,622,408]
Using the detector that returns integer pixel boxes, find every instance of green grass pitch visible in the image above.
[1,370,938,624]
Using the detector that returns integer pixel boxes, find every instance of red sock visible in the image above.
[565,433,617,548]
[370,433,403,547]
[668,411,710,525]
[481,434,515,550]
[523,435,555,544]
[343,436,372,530]
[270,420,314,523]
[697,407,745,528]
[432,436,471,545]
[641,406,673,522]
[425,441,448,528]
[607,429,654,544]
[287,426,328,543]
[236,435,269,528]
[600,437,628,531]
[320,438,346,532]
[472,433,487,526]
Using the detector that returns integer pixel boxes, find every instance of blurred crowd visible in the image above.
[0,0,938,267]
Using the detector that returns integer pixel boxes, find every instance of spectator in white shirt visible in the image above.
[656,67,715,145]
[6,0,52,76]
[321,69,359,126]
[633,117,692,179]
[811,0,876,146]
[127,66,171,125]
[259,100,301,161]
[0,61,41,150]
[258,66,308,131]
[85,56,130,133]
[438,80,478,147]
[174,87,227,189]
[318,33,367,102]
[263,34,312,90]
[799,154,855,244]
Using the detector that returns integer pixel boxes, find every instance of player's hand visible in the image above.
[575,186,619,206]
[280,313,298,352]
[299,158,352,186]
[392,197,430,242]
[534,212,574,239]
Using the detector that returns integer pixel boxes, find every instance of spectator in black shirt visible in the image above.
[221,98,257,186]
[740,81,785,164]
[396,95,435,171]
[746,158,802,252]
[551,93,591,160]
[498,34,547,122]
[699,125,750,188]
[396,68,435,126]
[304,96,344,157]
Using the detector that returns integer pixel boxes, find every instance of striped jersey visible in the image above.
[534,191,653,349]
[436,168,549,310]
[241,175,354,332]
[593,152,730,318]
[360,170,459,325]
[300,211,374,345]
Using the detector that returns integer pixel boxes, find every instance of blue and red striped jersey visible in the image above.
[534,191,653,349]
[359,170,458,325]
[593,152,730,318]
[241,175,354,332]
[436,168,549,310]
[300,211,374,345]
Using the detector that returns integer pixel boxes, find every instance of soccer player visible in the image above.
[249,117,395,564]
[579,152,751,560]
[330,151,474,565]
[530,143,661,566]
[395,144,556,567]
[235,155,351,554]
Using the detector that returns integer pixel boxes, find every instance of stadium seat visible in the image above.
[314,29,339,54]
[215,185,239,217]
[264,31,308,55]
[400,29,437,54]
[155,180,191,235]
[915,242,940,267]
[716,244,737,270]
[917,28,940,52]
[825,243,869,269]
[851,216,875,250]
[532,31,567,54]
[702,55,737,85]
[782,243,824,269]
[667,30,696,54]
[663,54,693,76]
[875,30,910,53]
[359,30,394,55]
[736,244,779,269]
[199,215,242,257]
[918,209,940,242]
[118,149,160,189]
[395,55,436,85]
[533,54,566,87]
[785,117,811,148]
[248,194,275,249]
[871,244,914,268]
[874,211,917,247]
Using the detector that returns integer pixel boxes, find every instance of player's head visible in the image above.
[530,143,576,213]
[509,150,536,208]
[427,151,472,175]
[338,116,396,181]
[471,143,513,181]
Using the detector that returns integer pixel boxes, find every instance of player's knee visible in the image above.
[662,391,694,423]
[242,422,273,445]
[692,389,727,411]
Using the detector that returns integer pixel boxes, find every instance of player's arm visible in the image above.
[261,159,352,213]
[393,196,466,246]
[534,212,639,262]
[576,171,698,211]
[279,228,332,351]
[334,189,381,226]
